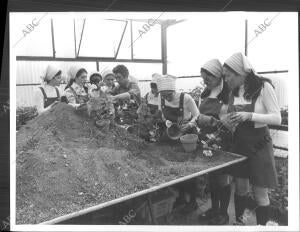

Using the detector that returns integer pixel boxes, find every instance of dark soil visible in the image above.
[16,103,239,224]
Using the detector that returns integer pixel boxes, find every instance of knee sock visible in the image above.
[234,194,247,222]
[256,205,270,225]
[210,188,220,211]
[219,185,231,215]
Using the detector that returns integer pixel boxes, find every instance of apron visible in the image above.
[39,86,60,108]
[161,92,185,123]
[69,86,89,104]
[160,93,197,139]
[199,97,223,134]
[199,97,231,180]
[227,93,278,188]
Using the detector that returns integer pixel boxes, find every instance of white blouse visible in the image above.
[64,82,88,108]
[233,82,281,128]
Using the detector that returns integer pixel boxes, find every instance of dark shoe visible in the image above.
[219,185,231,215]
[233,220,245,225]
[209,212,229,225]
[198,208,219,222]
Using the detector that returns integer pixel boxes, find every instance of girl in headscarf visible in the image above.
[34,65,62,114]
[223,52,281,225]
[197,59,231,225]
[64,66,89,110]
[101,70,116,93]
[144,73,160,115]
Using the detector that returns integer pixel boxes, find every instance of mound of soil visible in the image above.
[16,103,240,224]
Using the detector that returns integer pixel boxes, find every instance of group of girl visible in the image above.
[34,52,282,225]
[145,52,282,225]
[34,66,115,114]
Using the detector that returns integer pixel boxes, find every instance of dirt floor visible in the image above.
[16,103,241,224]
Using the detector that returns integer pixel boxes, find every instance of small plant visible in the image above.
[16,106,38,130]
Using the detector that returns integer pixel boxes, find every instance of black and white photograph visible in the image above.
[8,10,299,232]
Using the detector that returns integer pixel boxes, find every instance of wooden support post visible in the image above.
[161,22,167,75]
[147,195,157,225]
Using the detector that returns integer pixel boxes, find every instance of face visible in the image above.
[104,74,115,87]
[223,66,244,90]
[49,74,62,86]
[150,83,158,95]
[115,73,128,87]
[160,90,175,102]
[201,71,221,90]
[75,71,87,86]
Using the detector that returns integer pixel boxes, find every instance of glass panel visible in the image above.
[131,21,161,59]
[52,18,75,57]
[13,13,53,57]
[78,18,126,57]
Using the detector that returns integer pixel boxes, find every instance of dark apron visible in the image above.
[227,93,278,188]
[39,86,60,108]
[160,93,197,139]
[199,97,230,180]
[199,98,223,134]
[69,86,89,104]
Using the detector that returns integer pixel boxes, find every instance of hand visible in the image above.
[98,81,105,87]
[76,103,87,111]
[180,122,195,132]
[229,112,252,124]
[110,96,117,103]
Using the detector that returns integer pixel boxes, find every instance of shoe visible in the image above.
[198,208,219,222]
[233,220,245,225]
[209,212,229,225]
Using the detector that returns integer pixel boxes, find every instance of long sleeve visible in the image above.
[65,88,80,108]
[33,88,45,114]
[251,82,282,125]
[185,94,200,123]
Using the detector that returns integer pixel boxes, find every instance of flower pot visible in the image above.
[180,134,198,152]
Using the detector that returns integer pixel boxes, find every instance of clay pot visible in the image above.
[180,134,198,152]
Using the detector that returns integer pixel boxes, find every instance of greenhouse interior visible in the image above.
[11,12,296,227]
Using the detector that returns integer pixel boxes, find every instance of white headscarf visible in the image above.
[157,74,177,92]
[41,65,61,83]
[151,73,161,84]
[67,66,87,83]
[224,52,255,76]
[101,70,115,80]
[201,59,223,79]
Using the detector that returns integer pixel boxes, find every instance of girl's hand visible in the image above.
[180,122,194,131]
[229,112,252,124]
